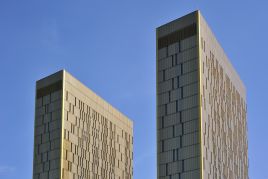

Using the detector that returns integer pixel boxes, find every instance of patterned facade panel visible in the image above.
[199,12,248,179]
[33,83,63,179]
[62,72,133,179]
[157,11,200,179]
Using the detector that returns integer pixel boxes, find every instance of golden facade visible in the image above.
[33,70,133,179]
[157,11,248,179]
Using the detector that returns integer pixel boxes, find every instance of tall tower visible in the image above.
[33,70,133,179]
[156,11,248,179]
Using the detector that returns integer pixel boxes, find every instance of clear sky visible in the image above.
[0,0,267,179]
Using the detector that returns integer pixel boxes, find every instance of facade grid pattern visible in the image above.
[157,11,248,179]
[33,70,133,179]
[157,19,201,178]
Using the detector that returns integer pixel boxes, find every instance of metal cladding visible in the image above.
[33,70,133,179]
[157,11,248,179]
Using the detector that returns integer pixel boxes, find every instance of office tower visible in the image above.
[156,11,248,179]
[33,70,133,179]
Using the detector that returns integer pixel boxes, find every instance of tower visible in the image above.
[156,11,248,179]
[33,70,133,179]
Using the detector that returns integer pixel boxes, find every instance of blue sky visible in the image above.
[0,0,267,179]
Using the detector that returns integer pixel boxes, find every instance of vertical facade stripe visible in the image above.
[197,11,204,179]
[60,71,65,179]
